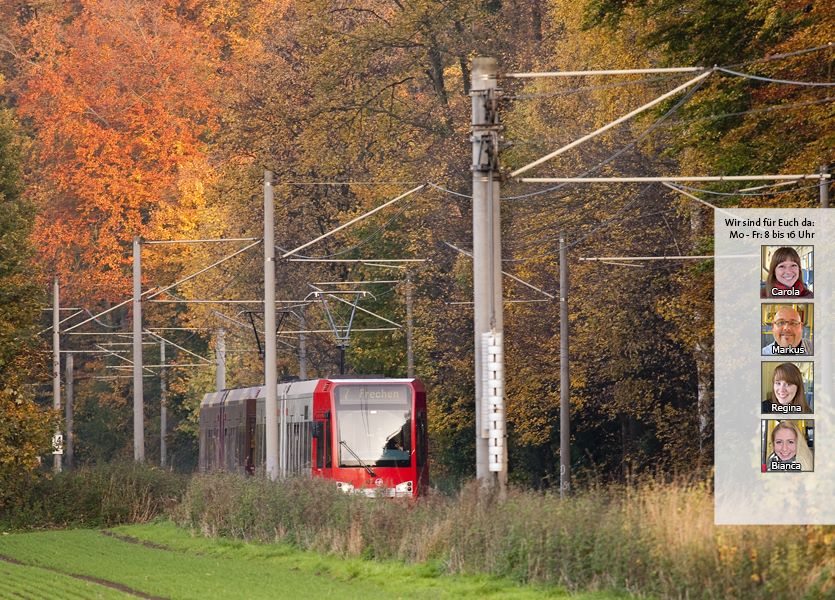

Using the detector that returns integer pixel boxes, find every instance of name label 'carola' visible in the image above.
[771,288,800,296]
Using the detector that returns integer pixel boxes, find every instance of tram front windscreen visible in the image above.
[334,384,412,468]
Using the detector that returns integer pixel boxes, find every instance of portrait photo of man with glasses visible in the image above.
[761,304,813,356]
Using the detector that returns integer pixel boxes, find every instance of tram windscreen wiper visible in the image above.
[340,440,376,477]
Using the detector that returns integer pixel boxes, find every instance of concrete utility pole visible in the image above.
[52,276,62,473]
[559,235,570,497]
[215,328,226,391]
[822,165,830,208]
[471,57,507,493]
[132,236,145,462]
[264,170,279,480]
[160,339,167,468]
[65,352,74,470]
[405,271,415,378]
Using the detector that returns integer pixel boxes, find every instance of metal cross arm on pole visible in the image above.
[580,255,717,261]
[312,280,401,285]
[276,327,400,335]
[58,349,128,353]
[143,237,260,245]
[518,174,830,183]
[509,69,714,178]
[108,363,214,369]
[287,258,427,263]
[580,254,758,261]
[280,184,427,259]
[505,67,707,78]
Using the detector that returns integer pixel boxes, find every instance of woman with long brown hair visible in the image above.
[762,363,811,414]
[762,247,812,298]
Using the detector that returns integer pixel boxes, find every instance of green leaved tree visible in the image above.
[0,106,54,511]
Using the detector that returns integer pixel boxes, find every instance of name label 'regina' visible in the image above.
[771,404,802,413]
[771,288,800,296]
[770,461,802,471]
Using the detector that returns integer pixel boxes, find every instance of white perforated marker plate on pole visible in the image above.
[481,330,506,472]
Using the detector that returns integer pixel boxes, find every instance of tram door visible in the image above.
[244,398,256,475]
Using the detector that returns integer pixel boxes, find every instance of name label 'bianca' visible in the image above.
[770,461,801,471]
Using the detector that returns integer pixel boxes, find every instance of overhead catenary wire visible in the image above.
[509,69,715,178]
[670,182,821,197]
[429,75,707,204]
[505,203,685,262]
[275,198,414,260]
[662,183,745,223]
[504,75,708,202]
[728,42,834,68]
[278,181,423,186]
[563,184,655,250]
[717,67,835,87]
[658,96,834,128]
[281,184,426,258]
[443,242,556,300]
[513,96,835,146]
[59,238,262,334]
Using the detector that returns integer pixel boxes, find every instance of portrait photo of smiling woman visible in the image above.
[761,362,812,414]
[760,246,813,298]
[762,419,814,472]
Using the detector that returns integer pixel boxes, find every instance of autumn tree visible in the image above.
[0,0,224,467]
[12,0,220,305]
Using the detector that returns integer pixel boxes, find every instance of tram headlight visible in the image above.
[394,481,413,496]
[336,481,354,493]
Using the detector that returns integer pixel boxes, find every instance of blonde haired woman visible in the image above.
[766,421,813,471]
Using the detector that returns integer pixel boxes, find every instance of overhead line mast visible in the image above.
[471,57,507,494]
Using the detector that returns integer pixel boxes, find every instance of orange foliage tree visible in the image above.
[13,0,219,304]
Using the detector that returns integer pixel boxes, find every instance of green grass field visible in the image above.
[0,522,629,599]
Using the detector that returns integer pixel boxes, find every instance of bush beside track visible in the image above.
[0,461,186,529]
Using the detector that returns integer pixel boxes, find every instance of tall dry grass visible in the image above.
[174,474,835,599]
[1,461,187,529]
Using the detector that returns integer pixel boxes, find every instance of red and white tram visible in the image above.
[199,378,428,497]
